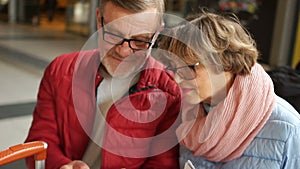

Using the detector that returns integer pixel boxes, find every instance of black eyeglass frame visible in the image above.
[100,17,156,51]
[165,62,200,80]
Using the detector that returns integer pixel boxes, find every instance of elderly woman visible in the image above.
[159,10,300,169]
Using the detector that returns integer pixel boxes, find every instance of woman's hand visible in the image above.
[60,160,90,169]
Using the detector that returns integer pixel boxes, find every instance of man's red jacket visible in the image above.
[25,50,181,169]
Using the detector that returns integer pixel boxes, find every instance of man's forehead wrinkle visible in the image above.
[104,17,157,37]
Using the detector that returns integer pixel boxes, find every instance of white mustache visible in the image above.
[110,52,147,62]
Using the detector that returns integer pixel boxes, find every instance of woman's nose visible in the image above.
[174,74,184,83]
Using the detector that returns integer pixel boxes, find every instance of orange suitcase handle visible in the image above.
[0,141,47,166]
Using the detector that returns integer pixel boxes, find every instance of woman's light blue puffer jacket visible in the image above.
[179,96,300,169]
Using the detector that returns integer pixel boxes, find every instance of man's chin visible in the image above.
[102,56,147,78]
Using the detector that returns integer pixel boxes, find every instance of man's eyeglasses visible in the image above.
[165,62,200,80]
[101,17,155,50]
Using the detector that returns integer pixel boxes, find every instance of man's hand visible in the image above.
[60,160,90,169]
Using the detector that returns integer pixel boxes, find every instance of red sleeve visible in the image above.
[101,88,181,169]
[142,93,181,169]
[25,60,71,169]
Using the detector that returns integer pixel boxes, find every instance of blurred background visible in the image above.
[0,0,299,168]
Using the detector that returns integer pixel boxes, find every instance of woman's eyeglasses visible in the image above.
[165,62,200,80]
[101,17,155,51]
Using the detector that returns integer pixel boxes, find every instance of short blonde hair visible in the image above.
[159,9,258,75]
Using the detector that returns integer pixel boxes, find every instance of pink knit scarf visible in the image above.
[176,64,276,162]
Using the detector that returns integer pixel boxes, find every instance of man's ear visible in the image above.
[153,22,165,42]
[159,21,165,32]
[96,8,102,30]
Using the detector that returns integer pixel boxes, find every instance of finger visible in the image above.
[73,161,90,169]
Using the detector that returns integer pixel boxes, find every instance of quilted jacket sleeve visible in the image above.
[25,59,71,169]
[282,122,300,169]
[141,92,181,169]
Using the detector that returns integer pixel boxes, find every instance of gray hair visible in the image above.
[99,0,165,14]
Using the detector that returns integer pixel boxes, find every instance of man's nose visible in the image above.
[115,41,133,58]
